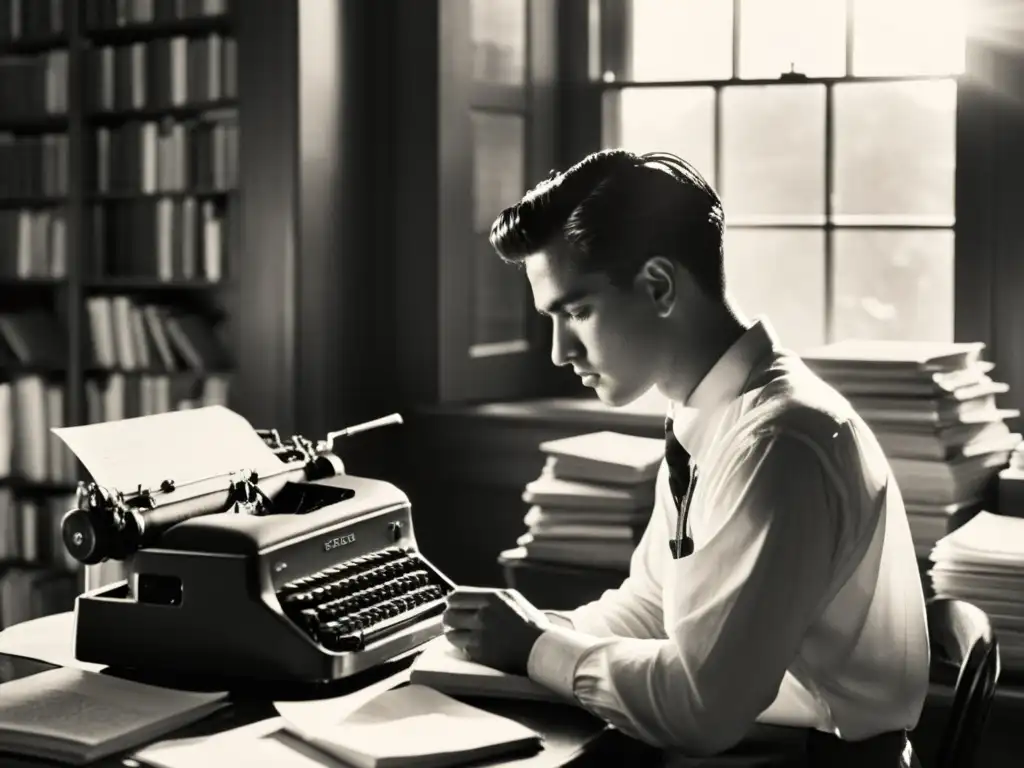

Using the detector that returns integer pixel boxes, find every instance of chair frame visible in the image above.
[926,597,1001,768]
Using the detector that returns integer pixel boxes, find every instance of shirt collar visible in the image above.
[671,317,779,460]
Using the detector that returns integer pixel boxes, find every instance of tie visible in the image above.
[665,417,697,559]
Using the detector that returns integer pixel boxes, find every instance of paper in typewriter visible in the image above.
[52,406,286,497]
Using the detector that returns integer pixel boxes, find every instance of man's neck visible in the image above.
[658,304,748,406]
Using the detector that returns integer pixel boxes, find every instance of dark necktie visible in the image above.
[665,417,697,559]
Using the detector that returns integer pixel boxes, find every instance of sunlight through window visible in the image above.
[599,0,965,349]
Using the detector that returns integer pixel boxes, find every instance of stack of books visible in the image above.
[930,511,1024,673]
[507,431,663,570]
[803,340,1022,557]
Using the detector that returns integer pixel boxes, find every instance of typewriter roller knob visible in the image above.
[61,502,144,565]
[61,507,112,565]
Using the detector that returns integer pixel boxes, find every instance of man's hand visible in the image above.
[442,586,551,676]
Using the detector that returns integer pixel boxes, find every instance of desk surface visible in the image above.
[0,613,650,768]
[1,612,966,768]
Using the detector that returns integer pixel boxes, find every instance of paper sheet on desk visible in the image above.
[131,717,304,768]
[52,406,285,495]
[0,612,106,673]
[136,670,416,768]
[272,668,413,729]
[137,732,341,768]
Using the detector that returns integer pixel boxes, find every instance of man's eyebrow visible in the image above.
[536,289,592,316]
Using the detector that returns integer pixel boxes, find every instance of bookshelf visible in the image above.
[0,0,237,627]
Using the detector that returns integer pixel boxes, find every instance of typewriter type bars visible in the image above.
[277,546,450,652]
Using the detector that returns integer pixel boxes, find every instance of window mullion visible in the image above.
[824,82,835,344]
[713,86,723,195]
[731,0,741,79]
[845,0,856,76]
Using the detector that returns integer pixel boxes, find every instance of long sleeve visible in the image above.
[527,426,843,756]
[546,460,676,639]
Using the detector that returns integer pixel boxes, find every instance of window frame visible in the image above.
[591,0,960,347]
[437,0,569,403]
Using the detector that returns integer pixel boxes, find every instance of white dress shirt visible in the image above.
[525,319,930,756]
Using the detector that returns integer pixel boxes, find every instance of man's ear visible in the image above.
[635,256,676,317]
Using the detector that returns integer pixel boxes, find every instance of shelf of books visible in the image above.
[0,0,236,629]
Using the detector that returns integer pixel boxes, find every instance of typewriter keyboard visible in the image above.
[276,547,451,652]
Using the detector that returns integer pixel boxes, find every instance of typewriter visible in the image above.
[57,406,455,685]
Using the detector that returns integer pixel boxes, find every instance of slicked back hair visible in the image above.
[489,149,726,298]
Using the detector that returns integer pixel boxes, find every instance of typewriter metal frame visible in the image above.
[73,474,455,684]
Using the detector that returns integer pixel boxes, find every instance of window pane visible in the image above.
[471,111,529,348]
[723,228,826,351]
[721,85,825,220]
[738,0,846,78]
[470,0,527,85]
[603,87,716,186]
[832,229,954,342]
[833,81,956,222]
[471,111,525,233]
[471,234,529,349]
[852,0,966,76]
[613,0,732,81]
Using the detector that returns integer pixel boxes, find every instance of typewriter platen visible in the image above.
[56,407,455,684]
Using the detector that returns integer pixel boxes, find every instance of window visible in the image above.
[469,0,530,357]
[434,0,561,402]
[597,0,965,352]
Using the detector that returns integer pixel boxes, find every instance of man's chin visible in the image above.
[592,380,647,408]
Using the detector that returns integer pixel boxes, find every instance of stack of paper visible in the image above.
[930,511,1024,672]
[804,340,1022,557]
[506,431,662,570]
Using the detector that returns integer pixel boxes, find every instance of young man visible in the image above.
[442,150,929,763]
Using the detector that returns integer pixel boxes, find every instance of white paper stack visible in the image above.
[804,340,1022,557]
[507,431,663,570]
[930,511,1024,672]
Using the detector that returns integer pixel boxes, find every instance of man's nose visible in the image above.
[550,319,578,367]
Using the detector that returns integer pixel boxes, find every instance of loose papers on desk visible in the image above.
[139,673,542,768]
[0,611,105,673]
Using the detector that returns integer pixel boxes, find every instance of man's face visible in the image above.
[524,242,664,407]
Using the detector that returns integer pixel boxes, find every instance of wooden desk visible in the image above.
[0,613,652,768]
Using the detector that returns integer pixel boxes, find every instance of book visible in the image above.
[803,339,986,373]
[524,504,649,528]
[0,667,229,765]
[516,536,637,569]
[830,361,996,397]
[523,473,654,511]
[538,431,664,485]
[280,683,542,768]
[874,420,1014,461]
[409,637,565,704]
